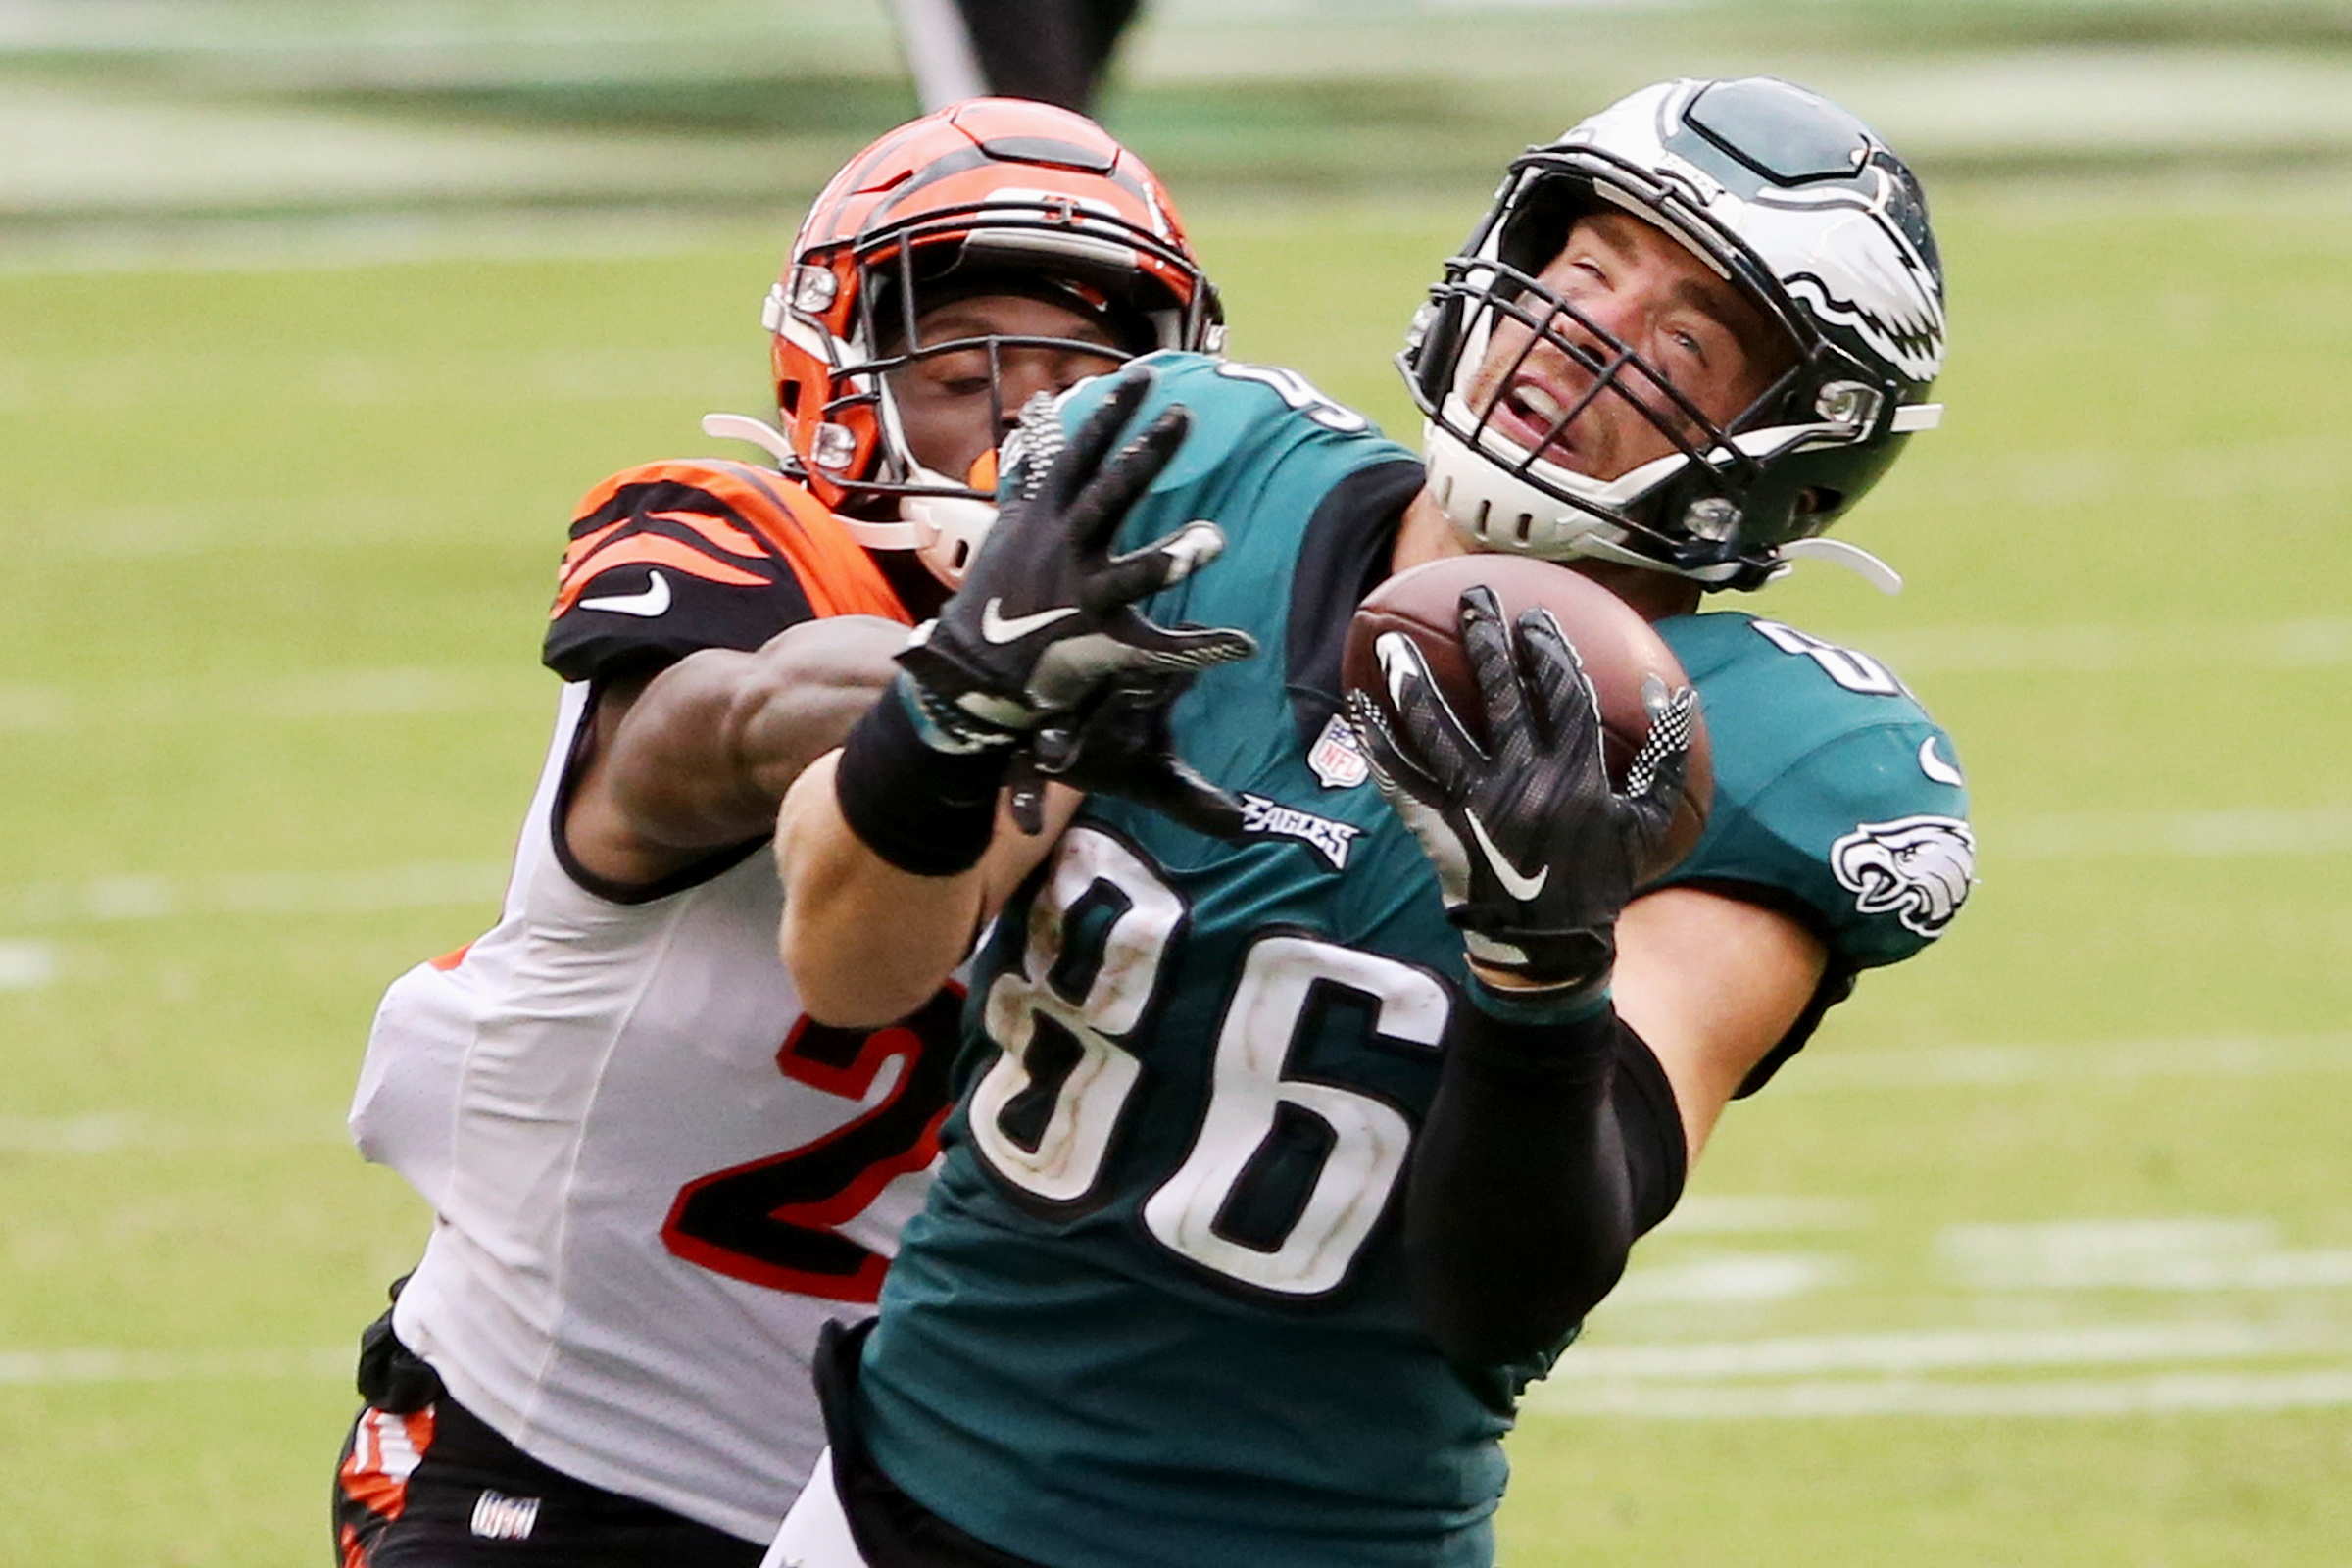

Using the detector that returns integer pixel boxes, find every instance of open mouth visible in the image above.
[1486,374,1590,469]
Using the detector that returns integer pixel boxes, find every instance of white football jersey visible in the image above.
[349,682,957,1544]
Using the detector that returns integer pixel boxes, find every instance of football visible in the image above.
[1342,554,1714,874]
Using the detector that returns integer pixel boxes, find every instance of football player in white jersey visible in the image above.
[332,100,1225,1568]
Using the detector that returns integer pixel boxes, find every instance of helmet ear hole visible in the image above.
[1496,177,1582,281]
[1797,487,1843,520]
[1411,299,1466,408]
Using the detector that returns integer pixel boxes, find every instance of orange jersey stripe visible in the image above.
[643,508,765,559]
[564,459,912,625]
[337,1405,435,1521]
[722,466,912,624]
[556,516,629,586]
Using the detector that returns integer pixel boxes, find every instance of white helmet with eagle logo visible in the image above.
[1400,77,1947,594]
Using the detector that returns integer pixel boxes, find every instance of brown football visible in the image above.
[1342,554,1713,877]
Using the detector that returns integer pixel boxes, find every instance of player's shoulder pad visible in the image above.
[1657,611,1975,969]
[545,458,907,685]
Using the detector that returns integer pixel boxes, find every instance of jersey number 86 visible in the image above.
[971,826,1446,1298]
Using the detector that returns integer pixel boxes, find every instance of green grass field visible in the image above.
[4,170,2350,1564]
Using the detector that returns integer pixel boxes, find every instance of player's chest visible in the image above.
[956,812,1466,1300]
[975,805,1464,1111]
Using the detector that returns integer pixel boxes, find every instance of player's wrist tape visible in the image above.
[1455,978,1618,1075]
[834,681,1008,878]
[1465,970,1614,1028]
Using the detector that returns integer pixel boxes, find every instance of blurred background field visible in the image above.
[3,1,2350,1562]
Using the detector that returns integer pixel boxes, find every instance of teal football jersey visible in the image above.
[857,354,1973,1568]
[1655,612,1972,969]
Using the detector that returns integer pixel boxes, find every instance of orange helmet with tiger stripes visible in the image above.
[757,99,1222,584]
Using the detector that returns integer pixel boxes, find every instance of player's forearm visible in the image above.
[1609,888,1830,1156]
[775,751,989,1026]
[604,619,907,852]
[1403,999,1685,1366]
[596,655,782,851]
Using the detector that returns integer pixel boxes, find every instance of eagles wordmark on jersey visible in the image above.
[854,353,1974,1568]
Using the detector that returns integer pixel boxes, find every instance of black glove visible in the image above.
[1006,669,1247,839]
[895,367,1257,755]
[354,1275,440,1414]
[1346,585,1695,1001]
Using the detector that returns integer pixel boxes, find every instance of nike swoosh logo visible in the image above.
[980,599,1079,644]
[1464,809,1547,902]
[1918,735,1965,787]
[579,570,672,618]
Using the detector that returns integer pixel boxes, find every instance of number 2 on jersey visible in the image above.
[662,988,959,1302]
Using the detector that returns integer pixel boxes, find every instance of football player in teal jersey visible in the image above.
[765,77,1975,1568]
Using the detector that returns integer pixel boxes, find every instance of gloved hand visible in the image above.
[1346,585,1696,1002]
[1006,669,1246,840]
[895,366,1257,756]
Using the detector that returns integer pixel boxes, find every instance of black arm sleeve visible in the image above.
[1402,1002,1687,1367]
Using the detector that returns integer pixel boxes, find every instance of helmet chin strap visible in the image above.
[1422,418,1736,578]
[701,411,796,466]
[898,478,997,587]
[1778,536,1902,595]
[702,409,994,581]
[1425,421,1905,594]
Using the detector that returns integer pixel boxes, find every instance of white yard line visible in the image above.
[1605,1252,1848,1306]
[1941,1218,2352,1293]
[6,619,2345,736]
[0,1114,347,1154]
[1525,1366,2352,1419]
[31,1327,2336,1400]
[0,1115,142,1154]
[1998,808,2352,858]
[20,1322,2352,1401]
[1785,1033,2352,1092]
[1652,1196,1871,1235]
[0,1347,348,1386]
[1861,615,2352,676]
[4,861,509,926]
[0,940,56,989]
[0,77,799,218]
[0,667,546,728]
[0,345,746,416]
[1549,1319,2352,1382]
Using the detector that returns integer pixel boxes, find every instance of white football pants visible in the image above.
[760,1449,872,1568]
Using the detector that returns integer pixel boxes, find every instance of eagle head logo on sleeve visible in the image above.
[1830,815,1976,937]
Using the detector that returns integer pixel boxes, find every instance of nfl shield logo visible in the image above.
[1306,712,1369,790]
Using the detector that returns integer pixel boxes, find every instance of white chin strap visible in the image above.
[869,381,999,588]
[1421,416,1902,594]
[1422,415,1740,581]
[701,411,996,589]
[1780,536,1902,595]
[701,411,797,466]
[895,484,996,588]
